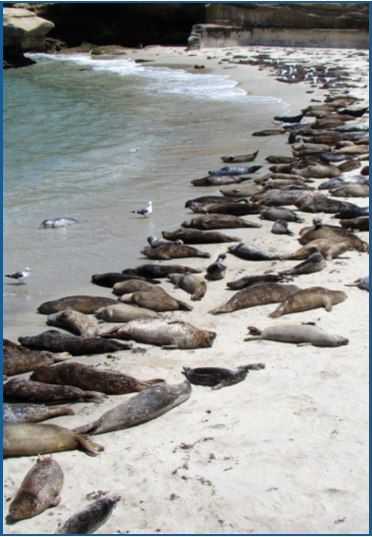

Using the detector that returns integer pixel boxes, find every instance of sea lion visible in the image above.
[192,175,252,187]
[346,277,369,292]
[272,220,294,236]
[74,381,192,436]
[330,184,369,198]
[3,423,103,457]
[3,379,106,404]
[181,214,261,230]
[210,283,300,315]
[47,310,99,337]
[260,207,304,223]
[102,320,216,349]
[168,272,207,300]
[246,323,349,347]
[96,303,158,322]
[182,365,264,390]
[270,287,347,318]
[91,273,160,288]
[228,243,281,261]
[280,247,327,277]
[38,296,117,315]
[206,254,227,281]
[142,245,210,260]
[41,217,78,228]
[56,495,121,535]
[299,224,369,253]
[112,280,160,297]
[31,363,164,395]
[122,290,192,312]
[227,274,285,291]
[3,339,70,377]
[340,217,369,232]
[3,403,74,423]
[7,457,64,522]
[208,165,262,176]
[122,264,201,279]
[283,239,352,261]
[162,228,240,244]
[295,193,356,214]
[19,330,131,356]
[202,202,262,217]
[221,150,259,163]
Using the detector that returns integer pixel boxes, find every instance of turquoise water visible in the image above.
[3,53,287,329]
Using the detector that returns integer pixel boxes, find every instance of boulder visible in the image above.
[3,7,54,53]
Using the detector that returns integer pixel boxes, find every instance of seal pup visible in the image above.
[228,243,281,261]
[122,290,192,312]
[91,273,160,288]
[3,378,106,404]
[7,457,64,522]
[96,303,158,322]
[182,365,264,390]
[221,150,259,163]
[19,330,131,356]
[162,228,240,244]
[227,274,286,291]
[3,339,70,377]
[272,220,294,236]
[270,287,347,318]
[168,272,207,300]
[47,310,99,337]
[102,320,216,349]
[74,381,191,436]
[206,254,227,281]
[260,207,304,223]
[38,296,117,315]
[283,239,352,261]
[210,283,300,315]
[3,423,103,457]
[3,403,74,423]
[142,245,210,260]
[181,214,261,231]
[245,323,349,347]
[280,247,327,277]
[122,264,201,279]
[56,494,121,535]
[31,363,165,395]
[346,277,369,292]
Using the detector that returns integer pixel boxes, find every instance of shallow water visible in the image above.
[3,53,287,330]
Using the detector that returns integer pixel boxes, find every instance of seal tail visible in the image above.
[47,406,75,419]
[269,308,282,319]
[142,378,166,387]
[209,305,228,315]
[177,300,193,311]
[82,391,107,403]
[244,327,262,342]
[75,432,104,456]
[240,363,266,371]
[200,253,211,259]
[74,421,101,436]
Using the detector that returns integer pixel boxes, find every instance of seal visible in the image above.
[162,228,240,244]
[221,150,259,163]
[74,381,192,436]
[3,339,70,377]
[295,193,357,214]
[260,207,304,223]
[168,272,207,300]
[192,175,253,187]
[181,214,261,230]
[346,277,369,292]
[253,128,285,136]
[266,156,297,164]
[96,303,158,322]
[41,217,78,228]
[280,247,327,277]
[7,457,64,522]
[3,378,106,404]
[220,183,263,198]
[102,320,216,349]
[19,330,131,356]
[185,196,236,209]
[299,223,369,253]
[202,202,262,217]
[270,287,348,318]
[122,264,201,279]
[210,283,300,315]
[47,310,99,337]
[334,207,369,220]
[31,363,165,395]
[340,217,369,232]
[38,296,117,315]
[272,220,294,236]
[3,403,74,423]
[330,184,369,198]
[121,290,192,312]
[208,165,262,176]
[182,365,265,390]
[3,422,104,457]
[227,274,286,291]
[142,244,210,260]
[292,164,341,179]
[56,495,121,535]
[283,239,352,261]
[206,254,227,281]
[91,273,160,288]
[228,243,281,261]
[112,280,160,297]
[246,323,349,347]
[252,190,304,207]
[147,236,178,248]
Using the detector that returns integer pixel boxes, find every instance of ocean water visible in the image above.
[3,53,287,329]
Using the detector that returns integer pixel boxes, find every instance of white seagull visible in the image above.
[6,267,31,284]
[131,201,153,218]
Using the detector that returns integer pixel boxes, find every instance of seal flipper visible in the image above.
[74,433,104,456]
[82,391,107,403]
[177,300,193,312]
[74,421,102,437]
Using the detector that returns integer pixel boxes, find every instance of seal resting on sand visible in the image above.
[122,264,201,279]
[3,339,70,377]
[96,303,158,322]
[299,223,369,253]
[182,365,264,390]
[38,296,117,315]
[227,274,286,291]
[47,310,99,337]
[3,403,74,423]
[283,239,352,261]
[121,290,192,312]
[142,245,210,260]
[162,228,240,244]
[270,287,347,318]
[245,323,349,347]
[228,243,281,261]
[206,254,227,281]
[56,495,121,535]
[181,214,261,230]
[168,272,208,300]
[280,247,327,277]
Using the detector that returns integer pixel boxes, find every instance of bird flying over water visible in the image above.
[131,201,153,218]
[6,267,31,284]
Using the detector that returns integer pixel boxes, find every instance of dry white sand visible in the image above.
[3,45,369,535]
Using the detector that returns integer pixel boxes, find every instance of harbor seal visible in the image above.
[142,245,210,260]
[182,365,264,390]
[221,150,259,163]
[112,280,160,297]
[340,217,369,232]
[47,310,99,337]
[330,184,369,198]
[181,214,261,230]
[210,283,300,315]
[19,330,131,356]
[227,274,286,291]
[228,243,281,261]
[3,403,74,423]
[206,254,227,281]
[245,323,349,347]
[147,236,179,248]
[346,277,369,292]
[74,381,191,436]
[299,224,369,253]
[208,165,262,176]
[96,303,158,322]
[168,272,207,300]
[191,175,253,187]
[3,379,106,404]
[201,202,261,217]
[280,247,327,277]
[3,339,70,377]
[185,196,237,209]
[3,423,103,457]
[31,362,165,395]
[7,457,64,522]
[260,207,304,223]
[295,193,357,214]
[56,495,121,535]
[272,220,294,236]
[270,287,347,318]
[38,296,117,315]
[122,290,192,312]
[251,190,305,207]
[91,273,160,288]
[102,320,216,349]
[220,183,263,198]
[122,264,201,279]
[41,217,78,228]
[162,228,240,244]
[283,239,352,261]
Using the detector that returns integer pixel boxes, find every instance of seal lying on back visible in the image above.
[47,310,99,337]
[19,330,131,356]
[96,303,158,322]
[260,207,304,223]
[3,403,74,423]
[122,264,201,279]
[3,379,106,404]
[168,273,207,300]
[3,339,70,377]
[270,287,347,318]
[210,283,300,315]
[182,365,264,390]
[56,495,121,535]
[31,363,165,395]
[245,323,349,347]
[283,239,352,261]
[74,381,191,436]
[181,214,261,230]
[7,457,64,522]
[162,228,240,244]
[112,280,160,297]
[228,243,281,261]
[227,274,285,291]
[38,296,117,315]
[299,224,369,253]
[280,248,327,277]
[91,273,160,288]
[102,320,216,349]
[3,423,103,457]
[122,290,192,312]
[142,245,210,260]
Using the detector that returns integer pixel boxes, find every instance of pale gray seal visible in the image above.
[3,403,74,423]
[246,323,349,347]
[41,218,78,228]
[228,243,281,261]
[346,277,369,292]
[47,310,99,337]
[272,220,294,236]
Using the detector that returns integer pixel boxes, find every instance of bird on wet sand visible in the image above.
[5,267,31,285]
[131,201,153,218]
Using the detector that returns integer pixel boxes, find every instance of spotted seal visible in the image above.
[270,287,347,318]
[3,339,70,377]
[47,310,99,337]
[56,495,121,535]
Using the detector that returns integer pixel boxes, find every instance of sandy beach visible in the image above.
[3,45,369,535]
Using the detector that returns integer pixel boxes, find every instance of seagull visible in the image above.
[131,201,152,218]
[6,267,31,285]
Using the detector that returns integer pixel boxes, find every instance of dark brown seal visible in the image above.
[38,296,117,315]
[142,244,210,260]
[122,264,201,279]
[3,339,70,377]
[181,214,261,230]
[182,365,264,390]
[162,228,240,244]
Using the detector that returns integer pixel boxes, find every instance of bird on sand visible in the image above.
[5,267,31,284]
[131,201,153,218]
